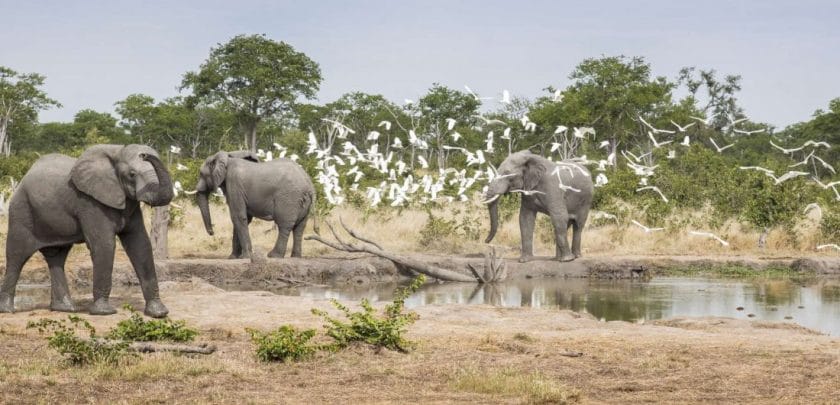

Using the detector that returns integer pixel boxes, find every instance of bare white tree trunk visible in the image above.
[150,206,169,259]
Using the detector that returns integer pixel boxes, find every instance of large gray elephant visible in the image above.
[483,150,593,262]
[196,151,315,262]
[0,145,172,317]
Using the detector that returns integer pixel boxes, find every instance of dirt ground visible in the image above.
[0,278,838,404]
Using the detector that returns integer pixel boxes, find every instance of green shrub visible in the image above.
[27,315,133,366]
[821,205,840,241]
[418,211,460,247]
[107,306,197,342]
[312,275,425,352]
[247,325,319,363]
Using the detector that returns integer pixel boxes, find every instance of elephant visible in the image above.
[0,144,173,317]
[483,150,593,262]
[195,151,315,262]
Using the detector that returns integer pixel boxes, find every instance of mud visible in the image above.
[6,253,839,289]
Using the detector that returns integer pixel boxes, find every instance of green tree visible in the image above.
[0,66,61,155]
[181,34,322,152]
[414,84,480,168]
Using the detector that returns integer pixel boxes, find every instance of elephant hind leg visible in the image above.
[571,213,588,258]
[290,216,308,258]
[41,245,76,312]
[550,213,574,262]
[268,222,293,258]
[0,235,38,313]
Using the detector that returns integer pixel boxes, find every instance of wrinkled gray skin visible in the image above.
[196,151,315,262]
[0,145,172,317]
[484,150,593,262]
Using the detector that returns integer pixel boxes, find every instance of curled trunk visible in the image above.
[485,197,500,243]
[139,154,174,206]
[197,191,214,235]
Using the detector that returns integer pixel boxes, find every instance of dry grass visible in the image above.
[0,201,834,270]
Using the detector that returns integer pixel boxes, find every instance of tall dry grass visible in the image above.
[0,199,833,271]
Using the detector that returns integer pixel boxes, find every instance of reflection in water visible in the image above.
[12,277,840,336]
[271,277,840,336]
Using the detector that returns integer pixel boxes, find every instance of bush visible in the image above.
[312,275,425,352]
[107,306,197,342]
[247,325,319,363]
[821,205,840,241]
[27,315,133,366]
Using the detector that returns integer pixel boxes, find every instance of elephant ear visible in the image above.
[228,150,260,163]
[210,151,229,188]
[523,156,545,191]
[70,145,125,209]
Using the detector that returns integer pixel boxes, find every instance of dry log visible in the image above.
[128,342,216,354]
[305,219,507,283]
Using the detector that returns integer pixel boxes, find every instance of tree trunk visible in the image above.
[0,116,9,157]
[248,122,258,153]
[150,206,169,259]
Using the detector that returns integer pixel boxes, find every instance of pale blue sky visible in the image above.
[2,0,838,127]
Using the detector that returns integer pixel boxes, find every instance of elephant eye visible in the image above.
[129,170,137,178]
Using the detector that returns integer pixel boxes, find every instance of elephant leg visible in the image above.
[229,215,253,259]
[571,213,588,258]
[41,245,76,312]
[269,222,293,258]
[118,210,168,318]
[0,237,37,313]
[551,213,574,262]
[81,221,118,316]
[290,216,308,258]
[230,208,260,263]
[518,204,537,263]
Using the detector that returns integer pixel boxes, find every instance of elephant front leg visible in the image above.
[231,212,263,264]
[518,206,537,263]
[86,233,118,315]
[551,214,575,262]
[229,215,253,259]
[119,212,168,318]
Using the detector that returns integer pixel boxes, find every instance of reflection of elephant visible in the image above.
[0,145,173,317]
[196,151,315,261]
[483,150,593,262]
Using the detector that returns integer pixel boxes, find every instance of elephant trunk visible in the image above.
[197,189,214,236]
[138,154,174,207]
[485,196,500,243]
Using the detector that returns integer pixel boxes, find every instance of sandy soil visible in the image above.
[0,278,838,404]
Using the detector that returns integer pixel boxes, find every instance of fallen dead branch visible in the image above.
[305,220,506,283]
[128,341,216,354]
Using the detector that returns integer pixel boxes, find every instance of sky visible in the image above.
[2,0,839,128]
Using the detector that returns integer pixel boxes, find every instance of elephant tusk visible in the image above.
[510,189,546,196]
[481,194,500,204]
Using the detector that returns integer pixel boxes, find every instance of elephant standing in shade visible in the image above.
[0,145,173,317]
[196,151,315,262]
[483,150,593,262]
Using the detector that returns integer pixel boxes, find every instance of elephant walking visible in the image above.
[0,145,172,317]
[483,150,593,262]
[195,151,315,262]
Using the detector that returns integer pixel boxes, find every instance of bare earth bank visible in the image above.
[0,276,838,404]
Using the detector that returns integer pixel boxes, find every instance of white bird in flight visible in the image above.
[802,140,830,149]
[446,118,457,131]
[474,114,506,126]
[637,186,669,203]
[769,141,804,155]
[499,89,511,104]
[671,120,696,132]
[689,231,730,247]
[733,128,765,135]
[739,166,775,175]
[648,131,672,148]
[378,120,392,131]
[709,137,734,152]
[764,170,809,185]
[638,116,675,134]
[816,244,840,251]
[631,220,664,233]
[680,135,690,146]
[464,85,494,101]
[689,113,718,126]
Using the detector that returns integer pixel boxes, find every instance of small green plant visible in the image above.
[27,315,133,366]
[247,325,319,363]
[419,211,460,247]
[107,305,197,342]
[312,275,425,352]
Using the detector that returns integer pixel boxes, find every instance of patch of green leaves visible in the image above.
[27,315,133,366]
[313,275,425,353]
[107,306,197,342]
[247,325,319,363]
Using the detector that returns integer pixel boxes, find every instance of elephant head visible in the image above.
[70,144,174,209]
[196,150,259,235]
[483,150,546,243]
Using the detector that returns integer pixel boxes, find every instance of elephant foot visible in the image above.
[50,298,77,313]
[89,298,117,316]
[144,299,169,318]
[267,251,286,259]
[0,293,14,313]
[556,254,576,262]
[518,255,535,263]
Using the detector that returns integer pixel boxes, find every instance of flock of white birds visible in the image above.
[0,87,838,251]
